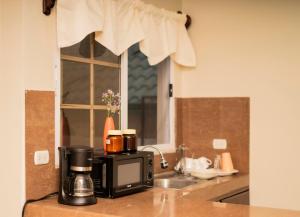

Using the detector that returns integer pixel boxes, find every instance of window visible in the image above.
[60,34,121,148]
[127,44,171,147]
[56,34,174,159]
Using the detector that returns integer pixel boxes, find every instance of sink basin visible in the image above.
[154,178,198,189]
[154,172,199,189]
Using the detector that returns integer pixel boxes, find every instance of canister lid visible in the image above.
[122,129,136,135]
[108,130,122,136]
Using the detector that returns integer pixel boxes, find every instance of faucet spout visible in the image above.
[140,145,169,169]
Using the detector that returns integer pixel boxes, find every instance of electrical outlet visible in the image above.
[213,139,227,150]
[34,150,49,165]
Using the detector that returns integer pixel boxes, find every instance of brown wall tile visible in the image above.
[175,97,249,174]
[25,93,248,199]
[25,90,58,200]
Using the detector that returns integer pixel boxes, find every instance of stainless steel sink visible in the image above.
[154,178,198,189]
[154,172,199,189]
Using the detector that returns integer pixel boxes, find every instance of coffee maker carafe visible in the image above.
[58,146,97,206]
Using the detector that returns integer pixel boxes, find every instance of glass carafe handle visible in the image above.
[63,175,75,196]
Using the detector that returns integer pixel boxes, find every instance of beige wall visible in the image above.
[0,0,25,216]
[0,0,56,216]
[23,0,56,90]
[181,0,300,210]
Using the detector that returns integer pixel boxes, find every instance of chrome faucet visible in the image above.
[140,145,169,169]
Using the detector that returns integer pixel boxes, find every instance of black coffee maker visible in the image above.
[58,146,97,206]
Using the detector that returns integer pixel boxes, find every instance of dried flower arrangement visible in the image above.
[101,89,121,117]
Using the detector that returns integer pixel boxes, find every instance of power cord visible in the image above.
[22,192,58,217]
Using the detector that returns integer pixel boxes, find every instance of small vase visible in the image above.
[103,116,115,152]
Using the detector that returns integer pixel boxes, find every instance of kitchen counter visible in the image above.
[24,174,300,217]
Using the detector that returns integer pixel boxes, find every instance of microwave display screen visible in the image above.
[117,162,141,186]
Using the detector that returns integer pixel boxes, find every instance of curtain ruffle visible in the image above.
[57,0,196,67]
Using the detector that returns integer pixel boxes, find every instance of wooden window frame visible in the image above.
[60,35,121,148]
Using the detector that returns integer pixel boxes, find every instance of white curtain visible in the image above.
[57,0,196,67]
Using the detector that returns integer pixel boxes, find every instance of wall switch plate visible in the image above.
[34,150,49,165]
[213,139,227,149]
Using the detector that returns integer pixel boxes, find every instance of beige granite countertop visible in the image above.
[24,174,300,217]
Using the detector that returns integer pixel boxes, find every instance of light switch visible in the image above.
[34,150,49,165]
[213,139,227,150]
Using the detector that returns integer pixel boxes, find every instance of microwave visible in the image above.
[91,151,154,198]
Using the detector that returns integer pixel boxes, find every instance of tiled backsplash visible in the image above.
[25,92,249,199]
[176,97,250,174]
[25,91,58,200]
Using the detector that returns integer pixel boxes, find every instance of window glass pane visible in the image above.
[94,65,120,105]
[139,97,157,145]
[61,109,90,146]
[94,110,120,149]
[61,35,91,58]
[94,41,120,63]
[128,43,170,146]
[62,60,90,104]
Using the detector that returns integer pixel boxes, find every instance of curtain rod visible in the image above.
[42,0,191,29]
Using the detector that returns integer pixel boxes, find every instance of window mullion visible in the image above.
[61,55,120,68]
[90,35,95,147]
